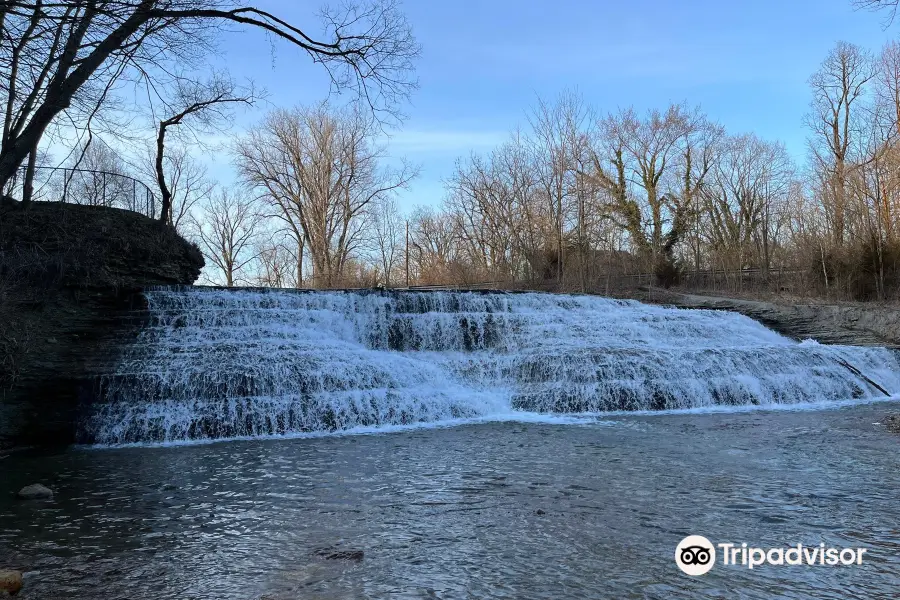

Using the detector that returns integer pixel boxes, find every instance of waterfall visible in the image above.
[79,288,900,444]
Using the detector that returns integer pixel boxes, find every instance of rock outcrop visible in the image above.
[641,290,900,348]
[882,414,900,433]
[0,202,203,448]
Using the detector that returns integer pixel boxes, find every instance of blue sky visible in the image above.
[207,0,896,212]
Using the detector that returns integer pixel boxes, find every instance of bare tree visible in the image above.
[806,41,874,245]
[136,142,212,234]
[590,104,703,283]
[236,102,416,288]
[408,205,462,285]
[64,138,137,208]
[253,230,297,288]
[677,112,723,275]
[0,145,52,200]
[527,91,589,284]
[153,73,255,224]
[370,196,405,287]
[875,41,900,138]
[191,187,261,286]
[703,134,794,281]
[853,0,900,25]
[0,0,419,193]
[0,1,134,202]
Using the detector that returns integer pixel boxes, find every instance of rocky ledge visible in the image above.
[0,201,203,448]
[883,414,900,433]
[641,289,900,348]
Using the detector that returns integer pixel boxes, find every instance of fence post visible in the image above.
[62,169,68,203]
[102,171,107,206]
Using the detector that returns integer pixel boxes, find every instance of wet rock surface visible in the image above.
[646,290,900,348]
[15,484,52,500]
[312,547,364,561]
[0,570,22,596]
[882,414,900,433]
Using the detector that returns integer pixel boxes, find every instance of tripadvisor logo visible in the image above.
[675,536,868,576]
[675,535,716,576]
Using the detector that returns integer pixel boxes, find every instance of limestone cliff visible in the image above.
[0,201,203,448]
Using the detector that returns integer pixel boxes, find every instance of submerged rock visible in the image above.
[313,547,364,561]
[883,414,900,433]
[0,570,22,596]
[16,484,53,500]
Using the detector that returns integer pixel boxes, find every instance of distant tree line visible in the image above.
[207,38,900,301]
[4,1,900,301]
[380,40,900,301]
[183,34,900,302]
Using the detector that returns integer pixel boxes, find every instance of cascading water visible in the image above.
[79,288,900,444]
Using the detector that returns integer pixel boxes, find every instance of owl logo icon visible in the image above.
[675,535,716,575]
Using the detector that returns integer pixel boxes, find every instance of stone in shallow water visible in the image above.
[16,484,52,500]
[883,414,900,433]
[313,547,364,561]
[0,570,23,596]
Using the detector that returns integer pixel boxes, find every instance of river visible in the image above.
[2,402,898,599]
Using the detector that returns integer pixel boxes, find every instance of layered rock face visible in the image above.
[646,290,900,348]
[0,202,203,448]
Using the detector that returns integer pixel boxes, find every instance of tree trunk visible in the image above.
[22,148,37,204]
[155,121,173,223]
[296,239,304,288]
[556,194,563,286]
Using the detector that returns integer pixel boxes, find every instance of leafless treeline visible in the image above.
[196,39,900,300]
[4,2,900,300]
[26,40,900,301]
[418,96,795,295]
[382,41,900,300]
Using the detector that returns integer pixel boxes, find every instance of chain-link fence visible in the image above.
[3,166,158,218]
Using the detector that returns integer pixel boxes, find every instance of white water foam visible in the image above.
[79,289,900,445]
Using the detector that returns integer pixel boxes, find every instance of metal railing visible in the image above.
[3,165,158,219]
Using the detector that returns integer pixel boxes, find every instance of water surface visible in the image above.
[2,402,899,599]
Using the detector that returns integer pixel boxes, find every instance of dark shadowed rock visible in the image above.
[16,484,53,500]
[0,202,203,449]
[882,414,900,433]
